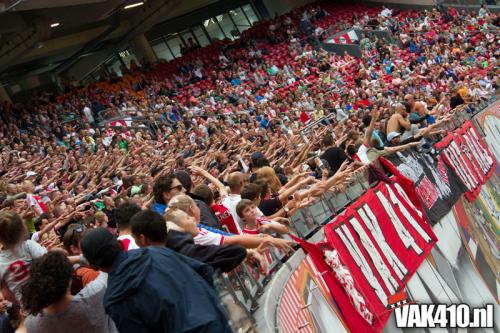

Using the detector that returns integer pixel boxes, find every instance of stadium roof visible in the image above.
[0,0,218,80]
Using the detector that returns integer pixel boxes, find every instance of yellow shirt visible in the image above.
[458,86,470,100]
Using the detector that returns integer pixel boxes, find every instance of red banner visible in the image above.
[434,121,496,201]
[295,159,437,333]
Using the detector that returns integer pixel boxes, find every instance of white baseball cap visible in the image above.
[387,132,401,142]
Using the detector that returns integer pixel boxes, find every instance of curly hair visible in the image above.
[21,252,73,315]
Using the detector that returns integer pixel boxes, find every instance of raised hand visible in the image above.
[188,165,207,176]
[247,248,269,275]
[270,238,296,254]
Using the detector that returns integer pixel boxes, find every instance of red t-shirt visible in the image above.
[299,111,311,124]
[211,203,240,234]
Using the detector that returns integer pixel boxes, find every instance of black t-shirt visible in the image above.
[450,94,465,109]
[259,196,283,216]
[320,147,347,174]
[104,208,117,229]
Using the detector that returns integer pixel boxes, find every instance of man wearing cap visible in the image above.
[81,228,231,333]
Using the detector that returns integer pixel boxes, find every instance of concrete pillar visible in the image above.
[0,85,11,103]
[130,34,157,64]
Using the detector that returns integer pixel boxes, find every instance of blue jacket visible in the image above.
[152,201,167,215]
[104,247,231,333]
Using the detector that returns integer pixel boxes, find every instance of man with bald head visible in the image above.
[404,94,434,124]
[221,172,247,230]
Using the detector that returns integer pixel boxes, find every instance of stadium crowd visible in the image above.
[0,2,498,332]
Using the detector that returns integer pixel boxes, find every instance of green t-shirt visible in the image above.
[118,140,128,152]
[26,217,36,234]
[131,185,143,196]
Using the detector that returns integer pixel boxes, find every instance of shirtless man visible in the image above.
[404,94,427,117]
[387,102,450,145]
[386,102,419,145]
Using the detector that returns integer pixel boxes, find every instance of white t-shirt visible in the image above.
[221,194,242,231]
[0,240,47,303]
[381,8,392,18]
[193,227,225,246]
[357,144,370,164]
[193,68,203,79]
[31,232,42,243]
[82,107,94,123]
[117,234,139,251]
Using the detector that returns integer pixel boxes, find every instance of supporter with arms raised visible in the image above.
[219,171,247,229]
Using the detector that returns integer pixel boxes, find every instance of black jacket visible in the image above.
[188,193,221,230]
[166,230,246,272]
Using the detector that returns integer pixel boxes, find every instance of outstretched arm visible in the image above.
[189,165,228,197]
[362,109,379,147]
[384,141,420,154]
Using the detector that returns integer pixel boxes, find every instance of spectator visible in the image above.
[0,211,46,304]
[80,228,232,333]
[152,175,185,215]
[21,251,117,333]
[131,209,248,272]
[236,199,289,235]
[320,135,348,173]
[114,201,142,251]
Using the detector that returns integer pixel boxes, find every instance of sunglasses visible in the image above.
[168,184,183,192]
